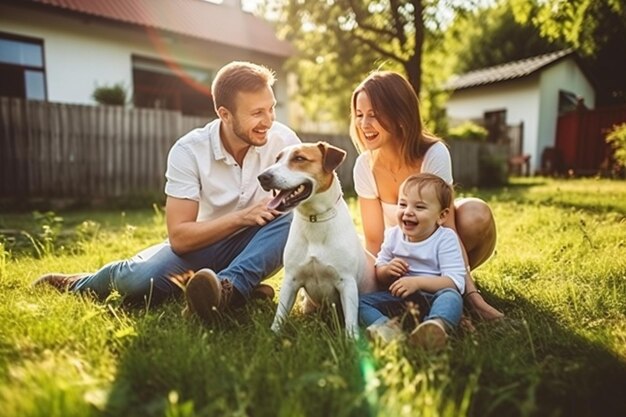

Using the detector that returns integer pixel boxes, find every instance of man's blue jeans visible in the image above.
[359,288,463,329]
[71,213,293,305]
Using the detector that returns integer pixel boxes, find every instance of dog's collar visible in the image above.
[297,193,343,223]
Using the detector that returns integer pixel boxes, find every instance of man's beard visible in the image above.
[232,119,269,147]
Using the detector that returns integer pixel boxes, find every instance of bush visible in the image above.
[479,152,508,187]
[606,123,626,169]
[448,121,488,142]
[92,83,127,106]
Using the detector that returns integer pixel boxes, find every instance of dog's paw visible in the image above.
[270,321,282,334]
[346,325,360,340]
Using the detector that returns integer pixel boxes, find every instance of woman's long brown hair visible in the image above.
[350,71,441,166]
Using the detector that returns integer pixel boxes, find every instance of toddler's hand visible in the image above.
[389,276,420,298]
[386,257,409,278]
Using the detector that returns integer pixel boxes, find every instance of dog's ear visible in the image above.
[318,142,346,172]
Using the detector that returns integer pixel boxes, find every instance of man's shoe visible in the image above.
[184,269,236,322]
[408,319,448,353]
[32,273,87,292]
[251,283,275,301]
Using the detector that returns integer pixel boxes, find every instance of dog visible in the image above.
[257,141,377,338]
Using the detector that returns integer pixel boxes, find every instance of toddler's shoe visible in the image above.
[408,319,448,352]
[366,318,405,344]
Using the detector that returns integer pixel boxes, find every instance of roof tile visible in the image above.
[445,49,573,91]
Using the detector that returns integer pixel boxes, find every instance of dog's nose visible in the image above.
[257,172,273,189]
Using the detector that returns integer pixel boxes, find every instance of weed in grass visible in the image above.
[152,203,165,228]
[32,211,64,258]
[75,220,101,255]
[0,240,8,282]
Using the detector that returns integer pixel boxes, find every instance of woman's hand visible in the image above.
[465,292,504,320]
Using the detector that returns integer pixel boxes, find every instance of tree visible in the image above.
[448,1,561,74]
[510,0,626,105]
[262,0,474,128]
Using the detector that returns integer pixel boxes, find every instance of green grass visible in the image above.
[1,177,625,417]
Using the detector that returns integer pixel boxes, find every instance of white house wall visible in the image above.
[0,3,290,122]
[446,77,542,169]
[537,58,595,158]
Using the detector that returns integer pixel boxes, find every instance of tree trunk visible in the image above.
[406,0,424,95]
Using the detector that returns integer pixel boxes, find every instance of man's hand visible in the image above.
[389,276,421,298]
[241,198,282,227]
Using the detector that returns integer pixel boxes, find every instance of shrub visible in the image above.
[92,83,127,106]
[479,151,508,187]
[448,121,488,142]
[606,123,626,169]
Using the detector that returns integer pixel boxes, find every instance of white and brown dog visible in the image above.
[257,141,377,338]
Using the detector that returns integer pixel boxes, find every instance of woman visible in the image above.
[350,70,503,321]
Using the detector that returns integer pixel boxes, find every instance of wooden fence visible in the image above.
[0,98,503,202]
[0,97,206,200]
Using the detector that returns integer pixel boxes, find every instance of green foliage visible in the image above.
[510,0,626,104]
[509,0,621,54]
[606,123,626,169]
[2,179,626,416]
[447,0,561,74]
[92,82,127,106]
[479,152,508,187]
[20,211,65,258]
[263,0,471,132]
[448,121,488,141]
[0,240,7,282]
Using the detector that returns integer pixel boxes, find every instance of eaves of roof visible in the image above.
[17,0,293,58]
[445,49,575,91]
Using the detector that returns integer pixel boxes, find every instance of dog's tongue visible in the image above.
[267,189,291,210]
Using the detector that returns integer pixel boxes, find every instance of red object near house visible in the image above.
[555,104,626,175]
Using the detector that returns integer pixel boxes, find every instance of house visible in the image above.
[445,49,596,173]
[0,0,293,121]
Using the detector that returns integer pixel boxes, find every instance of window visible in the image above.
[132,56,216,118]
[0,32,47,100]
[483,110,507,143]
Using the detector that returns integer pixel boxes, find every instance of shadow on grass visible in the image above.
[462,291,626,417]
[101,299,374,417]
[94,287,626,417]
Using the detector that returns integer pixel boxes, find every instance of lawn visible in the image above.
[1,177,625,417]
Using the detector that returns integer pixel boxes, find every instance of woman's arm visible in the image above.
[443,203,504,320]
[359,196,385,257]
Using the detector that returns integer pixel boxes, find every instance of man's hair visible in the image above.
[400,173,454,209]
[211,61,275,113]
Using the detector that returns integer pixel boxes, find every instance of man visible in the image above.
[35,61,301,321]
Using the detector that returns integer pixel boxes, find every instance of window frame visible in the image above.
[0,31,47,101]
